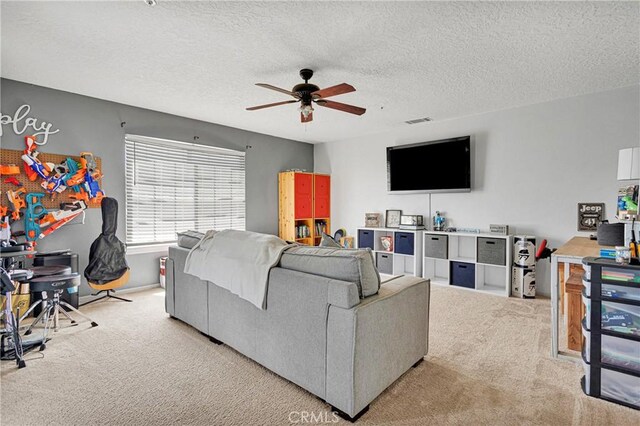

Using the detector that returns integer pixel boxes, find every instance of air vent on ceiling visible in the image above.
[404,117,433,125]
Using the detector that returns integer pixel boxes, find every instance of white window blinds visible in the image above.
[125,135,246,245]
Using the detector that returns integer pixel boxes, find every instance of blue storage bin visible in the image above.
[451,261,475,289]
[394,232,414,255]
[358,229,374,250]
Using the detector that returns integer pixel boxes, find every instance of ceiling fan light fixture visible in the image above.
[299,104,314,118]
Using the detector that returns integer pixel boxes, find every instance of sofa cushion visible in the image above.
[176,230,205,249]
[279,246,380,298]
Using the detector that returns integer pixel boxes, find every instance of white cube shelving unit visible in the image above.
[422,231,512,297]
[356,227,423,277]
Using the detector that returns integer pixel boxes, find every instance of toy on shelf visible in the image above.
[616,185,639,220]
[433,211,446,231]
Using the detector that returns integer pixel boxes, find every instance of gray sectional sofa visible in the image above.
[165,243,430,421]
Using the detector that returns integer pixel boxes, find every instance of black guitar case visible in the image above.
[84,197,129,284]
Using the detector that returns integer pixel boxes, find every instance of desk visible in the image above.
[550,237,609,360]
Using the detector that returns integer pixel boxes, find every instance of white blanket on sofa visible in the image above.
[184,230,292,309]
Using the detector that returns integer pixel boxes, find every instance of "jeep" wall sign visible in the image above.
[577,202,604,232]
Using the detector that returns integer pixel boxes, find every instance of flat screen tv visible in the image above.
[387,136,471,193]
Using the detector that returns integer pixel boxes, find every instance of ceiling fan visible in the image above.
[246,69,366,123]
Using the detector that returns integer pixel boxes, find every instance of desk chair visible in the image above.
[82,197,131,306]
[83,269,131,306]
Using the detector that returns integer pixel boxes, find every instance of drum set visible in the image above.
[1,249,98,368]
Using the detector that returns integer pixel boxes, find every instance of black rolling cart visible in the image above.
[581,257,640,410]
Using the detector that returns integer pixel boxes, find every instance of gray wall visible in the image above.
[1,78,313,295]
[315,85,640,296]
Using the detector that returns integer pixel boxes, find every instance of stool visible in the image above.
[19,265,72,321]
[22,273,98,350]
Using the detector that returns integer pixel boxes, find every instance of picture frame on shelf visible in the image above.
[385,209,402,228]
[365,213,383,228]
[399,214,425,229]
[340,236,355,249]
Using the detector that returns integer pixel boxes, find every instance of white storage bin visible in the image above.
[601,301,640,335]
[582,326,640,373]
[603,283,640,302]
[584,298,640,334]
[583,362,640,408]
[601,266,640,284]
[583,279,640,302]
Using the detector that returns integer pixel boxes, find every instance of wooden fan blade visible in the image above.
[301,112,313,123]
[255,83,300,98]
[246,100,298,111]
[311,83,355,99]
[316,100,366,116]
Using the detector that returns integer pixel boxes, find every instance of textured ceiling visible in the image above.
[1,1,638,144]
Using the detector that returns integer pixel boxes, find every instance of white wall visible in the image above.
[315,85,640,296]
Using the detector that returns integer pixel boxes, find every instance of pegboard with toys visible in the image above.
[0,135,105,244]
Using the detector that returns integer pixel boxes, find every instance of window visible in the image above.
[125,135,245,245]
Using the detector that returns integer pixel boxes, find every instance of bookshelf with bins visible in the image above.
[422,231,512,297]
[356,227,423,277]
[278,171,330,246]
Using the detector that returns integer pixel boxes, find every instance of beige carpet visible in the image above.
[1,286,637,425]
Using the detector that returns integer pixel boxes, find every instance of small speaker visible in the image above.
[596,222,625,247]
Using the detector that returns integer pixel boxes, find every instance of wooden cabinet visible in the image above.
[279,171,330,245]
[294,173,313,219]
[314,174,330,219]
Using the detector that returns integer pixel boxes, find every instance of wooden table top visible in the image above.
[552,236,612,259]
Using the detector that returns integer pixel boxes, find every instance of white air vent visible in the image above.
[404,117,433,125]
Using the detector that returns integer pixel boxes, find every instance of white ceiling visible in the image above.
[1,1,638,144]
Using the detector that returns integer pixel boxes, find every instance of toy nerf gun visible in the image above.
[21,136,67,195]
[6,187,27,221]
[0,164,20,176]
[63,157,82,193]
[66,153,104,204]
[22,152,68,195]
[41,164,68,194]
[37,201,86,239]
[21,153,49,181]
[22,136,47,182]
[24,193,47,242]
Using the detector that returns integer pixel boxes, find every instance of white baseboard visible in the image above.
[79,283,162,304]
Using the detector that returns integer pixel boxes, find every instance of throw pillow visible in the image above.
[319,232,342,248]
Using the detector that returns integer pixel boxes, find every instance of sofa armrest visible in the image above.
[325,276,430,417]
[327,279,360,309]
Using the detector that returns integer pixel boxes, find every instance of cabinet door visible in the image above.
[314,174,330,218]
[294,173,313,219]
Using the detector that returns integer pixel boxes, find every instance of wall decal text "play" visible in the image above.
[1,104,59,145]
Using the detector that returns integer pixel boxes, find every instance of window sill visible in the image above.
[126,243,174,256]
